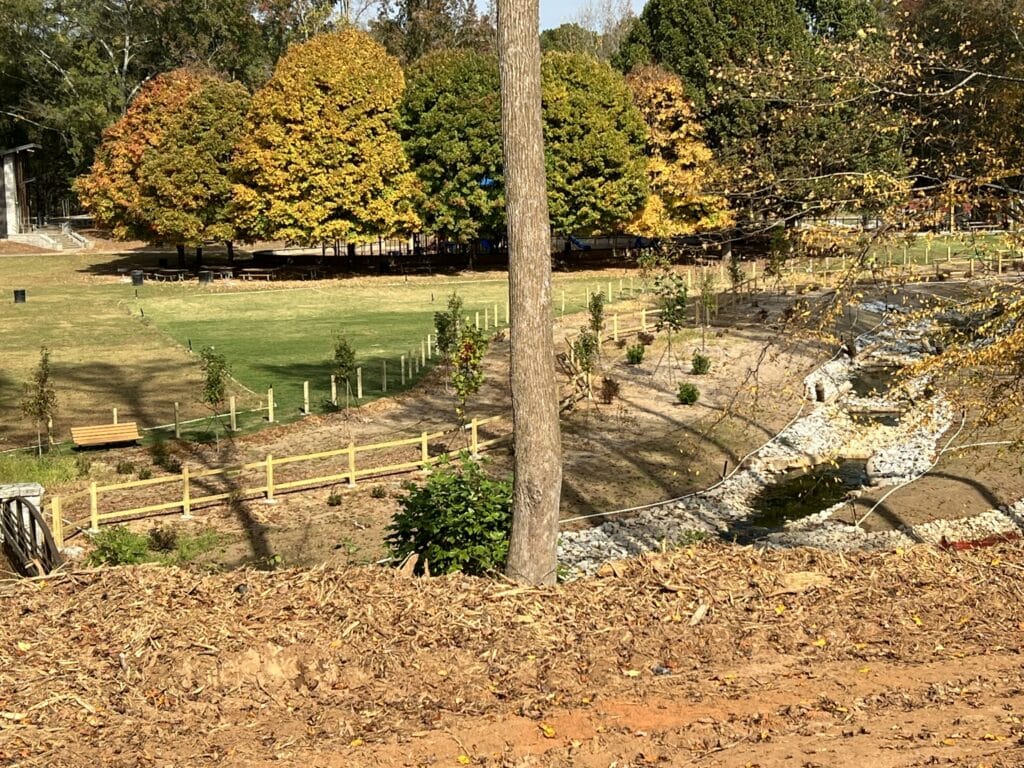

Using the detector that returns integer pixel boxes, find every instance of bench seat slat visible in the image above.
[71,422,142,447]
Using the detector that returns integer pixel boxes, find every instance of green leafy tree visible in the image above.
[434,292,466,361]
[372,0,494,63]
[232,29,420,246]
[541,51,649,239]
[199,346,230,414]
[332,332,357,405]
[614,0,810,109]
[21,347,57,456]
[540,23,599,55]
[400,50,505,243]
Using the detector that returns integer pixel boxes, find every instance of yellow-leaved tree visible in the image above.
[625,66,731,238]
[232,29,419,245]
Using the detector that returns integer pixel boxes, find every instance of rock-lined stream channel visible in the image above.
[559,316,1024,576]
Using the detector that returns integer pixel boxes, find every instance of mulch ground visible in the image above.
[3,541,1024,766]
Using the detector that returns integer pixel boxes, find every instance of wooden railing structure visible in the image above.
[47,415,509,548]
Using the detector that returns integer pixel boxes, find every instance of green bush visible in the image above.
[626,343,645,364]
[386,454,512,577]
[677,382,700,405]
[691,351,711,375]
[326,491,343,506]
[116,459,136,475]
[87,526,151,566]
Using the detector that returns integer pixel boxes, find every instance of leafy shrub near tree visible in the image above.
[386,455,512,576]
[691,351,711,375]
[677,382,700,405]
[626,342,646,364]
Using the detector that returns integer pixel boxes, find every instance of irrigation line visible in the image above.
[559,317,887,526]
[854,409,968,529]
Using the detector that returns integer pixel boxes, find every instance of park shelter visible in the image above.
[0,143,39,237]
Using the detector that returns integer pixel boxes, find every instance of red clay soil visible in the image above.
[3,542,1024,767]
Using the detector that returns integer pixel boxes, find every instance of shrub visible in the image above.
[332,332,357,396]
[599,377,620,404]
[588,291,605,334]
[677,382,700,405]
[626,343,645,364]
[148,526,178,552]
[116,460,136,475]
[326,491,343,506]
[87,526,151,566]
[637,331,655,345]
[148,436,181,473]
[370,485,387,499]
[386,454,512,577]
[691,351,711,375]
[137,467,153,480]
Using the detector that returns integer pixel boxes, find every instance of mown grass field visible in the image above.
[0,249,638,445]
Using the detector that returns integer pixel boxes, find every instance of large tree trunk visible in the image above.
[498,0,562,585]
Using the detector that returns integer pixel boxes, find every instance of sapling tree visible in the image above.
[332,332,357,407]
[698,270,716,351]
[434,292,465,384]
[653,270,689,379]
[588,290,606,335]
[199,346,230,439]
[21,347,58,456]
[450,324,490,423]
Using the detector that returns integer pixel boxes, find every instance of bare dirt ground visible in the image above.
[57,311,829,569]
[3,543,1023,767]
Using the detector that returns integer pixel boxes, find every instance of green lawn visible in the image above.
[0,250,639,443]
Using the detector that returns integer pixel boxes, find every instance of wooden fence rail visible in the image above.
[49,415,509,547]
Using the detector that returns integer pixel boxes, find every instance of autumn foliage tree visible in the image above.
[232,29,419,246]
[626,66,730,237]
[76,69,205,243]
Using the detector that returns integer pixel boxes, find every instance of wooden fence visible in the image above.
[48,415,509,548]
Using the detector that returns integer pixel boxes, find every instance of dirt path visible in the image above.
[3,543,1023,767]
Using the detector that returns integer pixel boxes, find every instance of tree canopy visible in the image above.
[541,52,648,236]
[400,49,505,242]
[76,69,251,245]
[232,29,419,245]
[626,66,730,237]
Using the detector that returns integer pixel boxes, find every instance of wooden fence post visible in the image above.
[998,252,1004,274]
[112,407,118,425]
[267,387,275,423]
[182,464,192,518]
[505,299,509,324]
[561,289,565,315]
[356,367,363,399]
[330,375,337,407]
[470,417,479,456]
[229,396,237,432]
[174,402,181,438]
[347,443,356,487]
[494,303,499,327]
[400,355,406,386]
[89,482,99,532]
[303,381,310,415]
[420,432,429,466]
[427,333,433,358]
[51,496,63,549]
[382,360,387,393]
[607,280,613,301]
[641,308,647,331]
[474,311,480,329]
[265,454,275,501]
[484,308,489,330]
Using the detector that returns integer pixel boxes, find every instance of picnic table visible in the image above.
[239,267,280,281]
[146,268,190,282]
[207,266,236,279]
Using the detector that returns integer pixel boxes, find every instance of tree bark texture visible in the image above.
[498,0,563,585]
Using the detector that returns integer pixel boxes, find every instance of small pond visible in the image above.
[849,366,900,398]
[730,460,868,543]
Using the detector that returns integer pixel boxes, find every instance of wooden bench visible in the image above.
[71,422,142,448]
